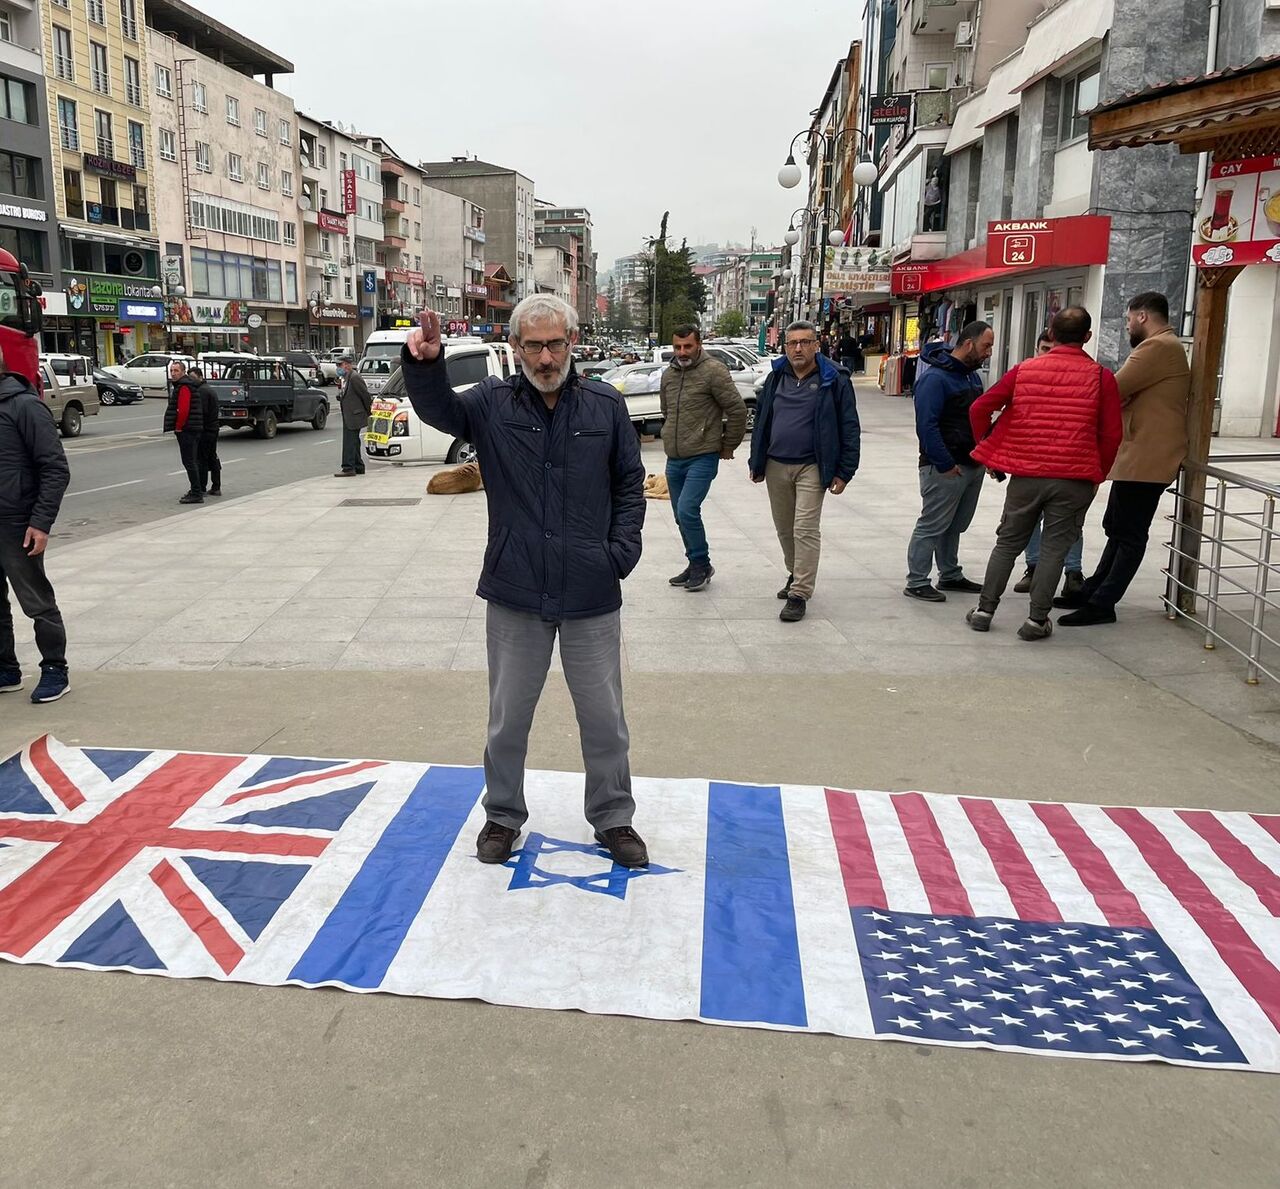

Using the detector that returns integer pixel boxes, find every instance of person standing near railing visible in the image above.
[1056,292,1190,627]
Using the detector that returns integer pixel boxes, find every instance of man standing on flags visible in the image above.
[402,297,649,869]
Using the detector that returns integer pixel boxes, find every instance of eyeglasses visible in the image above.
[519,338,569,357]
[785,338,818,349]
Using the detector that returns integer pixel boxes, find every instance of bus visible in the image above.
[0,247,44,392]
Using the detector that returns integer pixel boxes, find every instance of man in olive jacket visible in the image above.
[335,356,372,477]
[1058,291,1190,626]
[660,324,747,592]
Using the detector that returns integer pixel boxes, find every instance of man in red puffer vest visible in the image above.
[965,307,1123,641]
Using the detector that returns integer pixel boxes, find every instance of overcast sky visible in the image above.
[195,0,860,270]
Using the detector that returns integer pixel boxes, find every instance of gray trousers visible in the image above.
[484,601,634,832]
[906,463,985,587]
[978,476,1096,621]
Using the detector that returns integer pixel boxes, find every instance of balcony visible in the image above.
[384,195,407,214]
[383,233,407,249]
[97,137,115,159]
[911,0,973,35]
[381,157,405,178]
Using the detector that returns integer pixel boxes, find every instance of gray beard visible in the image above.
[520,356,572,394]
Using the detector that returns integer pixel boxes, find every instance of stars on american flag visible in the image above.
[852,907,1244,1066]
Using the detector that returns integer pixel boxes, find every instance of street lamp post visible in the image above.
[150,282,186,350]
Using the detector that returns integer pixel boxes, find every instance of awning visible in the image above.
[948,56,1021,154]
[59,223,158,248]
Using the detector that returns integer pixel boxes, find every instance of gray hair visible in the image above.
[785,320,817,336]
[510,293,578,340]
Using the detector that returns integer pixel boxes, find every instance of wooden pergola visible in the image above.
[1089,56,1280,612]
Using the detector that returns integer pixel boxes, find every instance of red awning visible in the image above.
[891,215,1112,296]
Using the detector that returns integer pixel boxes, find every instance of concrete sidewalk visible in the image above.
[3,383,1279,1189]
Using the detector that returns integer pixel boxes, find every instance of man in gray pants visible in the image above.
[402,296,649,868]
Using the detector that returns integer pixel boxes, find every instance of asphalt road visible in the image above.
[52,387,345,546]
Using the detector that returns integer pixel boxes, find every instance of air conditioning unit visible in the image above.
[955,20,974,47]
[340,254,354,266]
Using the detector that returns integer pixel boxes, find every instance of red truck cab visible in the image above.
[0,246,44,394]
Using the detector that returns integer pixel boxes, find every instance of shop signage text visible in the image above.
[118,300,163,323]
[386,267,425,285]
[341,170,357,215]
[317,210,348,234]
[464,282,488,298]
[308,300,359,326]
[82,154,137,181]
[0,202,47,222]
[1193,155,1280,269]
[822,247,890,297]
[67,273,161,318]
[869,94,913,127]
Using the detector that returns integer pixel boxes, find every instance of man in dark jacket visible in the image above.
[748,319,861,622]
[162,360,204,504]
[189,367,222,497]
[335,356,371,476]
[0,345,72,703]
[904,321,993,602]
[403,296,649,870]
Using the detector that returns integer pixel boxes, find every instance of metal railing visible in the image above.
[1164,453,1280,684]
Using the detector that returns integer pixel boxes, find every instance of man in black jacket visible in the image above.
[162,360,204,504]
[188,367,222,496]
[0,346,72,703]
[334,356,371,476]
[403,296,649,869]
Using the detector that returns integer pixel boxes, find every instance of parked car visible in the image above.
[284,349,325,387]
[38,359,100,437]
[356,355,396,396]
[40,353,96,390]
[93,368,144,405]
[601,362,665,438]
[101,352,196,390]
[205,358,330,438]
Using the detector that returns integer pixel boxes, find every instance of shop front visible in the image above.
[37,291,74,354]
[64,272,170,365]
[307,300,360,353]
[156,296,254,355]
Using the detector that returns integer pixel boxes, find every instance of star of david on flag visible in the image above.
[2,739,1278,1075]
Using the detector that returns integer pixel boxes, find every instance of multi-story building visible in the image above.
[1,0,67,348]
[296,114,362,353]
[609,251,649,332]
[419,183,486,327]
[146,1,301,355]
[534,239,574,304]
[419,157,536,305]
[343,139,385,345]
[534,202,596,330]
[38,0,160,365]
[352,135,426,332]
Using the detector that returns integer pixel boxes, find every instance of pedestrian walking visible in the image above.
[163,360,204,504]
[903,320,994,602]
[0,345,72,703]
[402,296,649,869]
[660,323,747,593]
[1056,292,1190,627]
[189,367,222,497]
[1015,330,1086,598]
[837,329,860,375]
[965,307,1123,640]
[334,355,371,477]
[748,319,861,622]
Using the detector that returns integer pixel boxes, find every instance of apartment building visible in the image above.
[419,183,486,326]
[534,202,596,330]
[534,238,574,305]
[146,0,300,354]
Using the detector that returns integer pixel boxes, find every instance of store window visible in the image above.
[0,226,47,272]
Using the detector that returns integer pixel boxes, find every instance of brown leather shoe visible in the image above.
[476,821,519,864]
[333,469,356,478]
[594,825,649,868]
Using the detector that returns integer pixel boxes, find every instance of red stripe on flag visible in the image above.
[1030,803,1152,928]
[825,789,887,908]
[1107,807,1280,1031]
[150,858,244,975]
[891,792,974,915]
[221,760,385,806]
[29,735,85,810]
[1178,810,1280,917]
[960,798,1061,921]
[1252,815,1280,847]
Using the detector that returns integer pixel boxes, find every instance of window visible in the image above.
[0,227,48,273]
[133,185,149,231]
[192,81,207,112]
[339,152,347,172]
[320,232,330,254]
[226,95,239,126]
[257,161,270,190]
[97,177,118,225]
[120,0,138,40]
[254,107,267,136]
[190,246,282,301]
[195,141,211,173]
[0,152,43,199]
[281,169,293,197]
[95,109,113,159]
[90,41,109,94]
[1060,62,1101,143]
[413,221,420,238]
[2,75,36,125]
[317,143,326,167]
[188,192,281,243]
[128,120,144,169]
[154,63,172,98]
[924,61,950,90]
[51,0,68,5]
[318,188,327,208]
[227,153,243,182]
[125,56,142,106]
[412,186,420,206]
[159,127,176,161]
[53,26,74,81]
[279,118,290,145]
[87,0,106,22]
[344,277,352,299]
[64,168,84,218]
[0,11,10,42]
[283,221,296,247]
[399,182,408,202]
[285,261,297,304]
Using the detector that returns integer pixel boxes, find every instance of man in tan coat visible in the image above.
[1057,292,1189,626]
[660,323,747,592]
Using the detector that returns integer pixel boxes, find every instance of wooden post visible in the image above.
[1176,265,1242,613]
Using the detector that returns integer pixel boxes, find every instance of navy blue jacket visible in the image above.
[912,341,984,470]
[401,349,645,620]
[748,354,861,487]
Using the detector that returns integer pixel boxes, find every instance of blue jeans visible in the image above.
[665,452,720,565]
[1026,518,1084,571]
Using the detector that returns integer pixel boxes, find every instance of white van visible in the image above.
[360,328,412,364]
[197,350,258,380]
[364,341,517,465]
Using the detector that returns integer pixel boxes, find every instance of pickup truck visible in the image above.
[206,358,330,439]
[38,359,100,437]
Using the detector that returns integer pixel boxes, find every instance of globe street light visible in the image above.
[777,156,803,189]
[783,227,800,247]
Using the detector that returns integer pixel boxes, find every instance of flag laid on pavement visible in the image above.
[2,736,1277,1074]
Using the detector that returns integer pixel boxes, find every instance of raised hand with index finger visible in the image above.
[407,309,443,362]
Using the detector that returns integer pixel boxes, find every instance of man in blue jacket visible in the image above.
[748,320,861,622]
[402,298,649,869]
[904,322,993,602]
